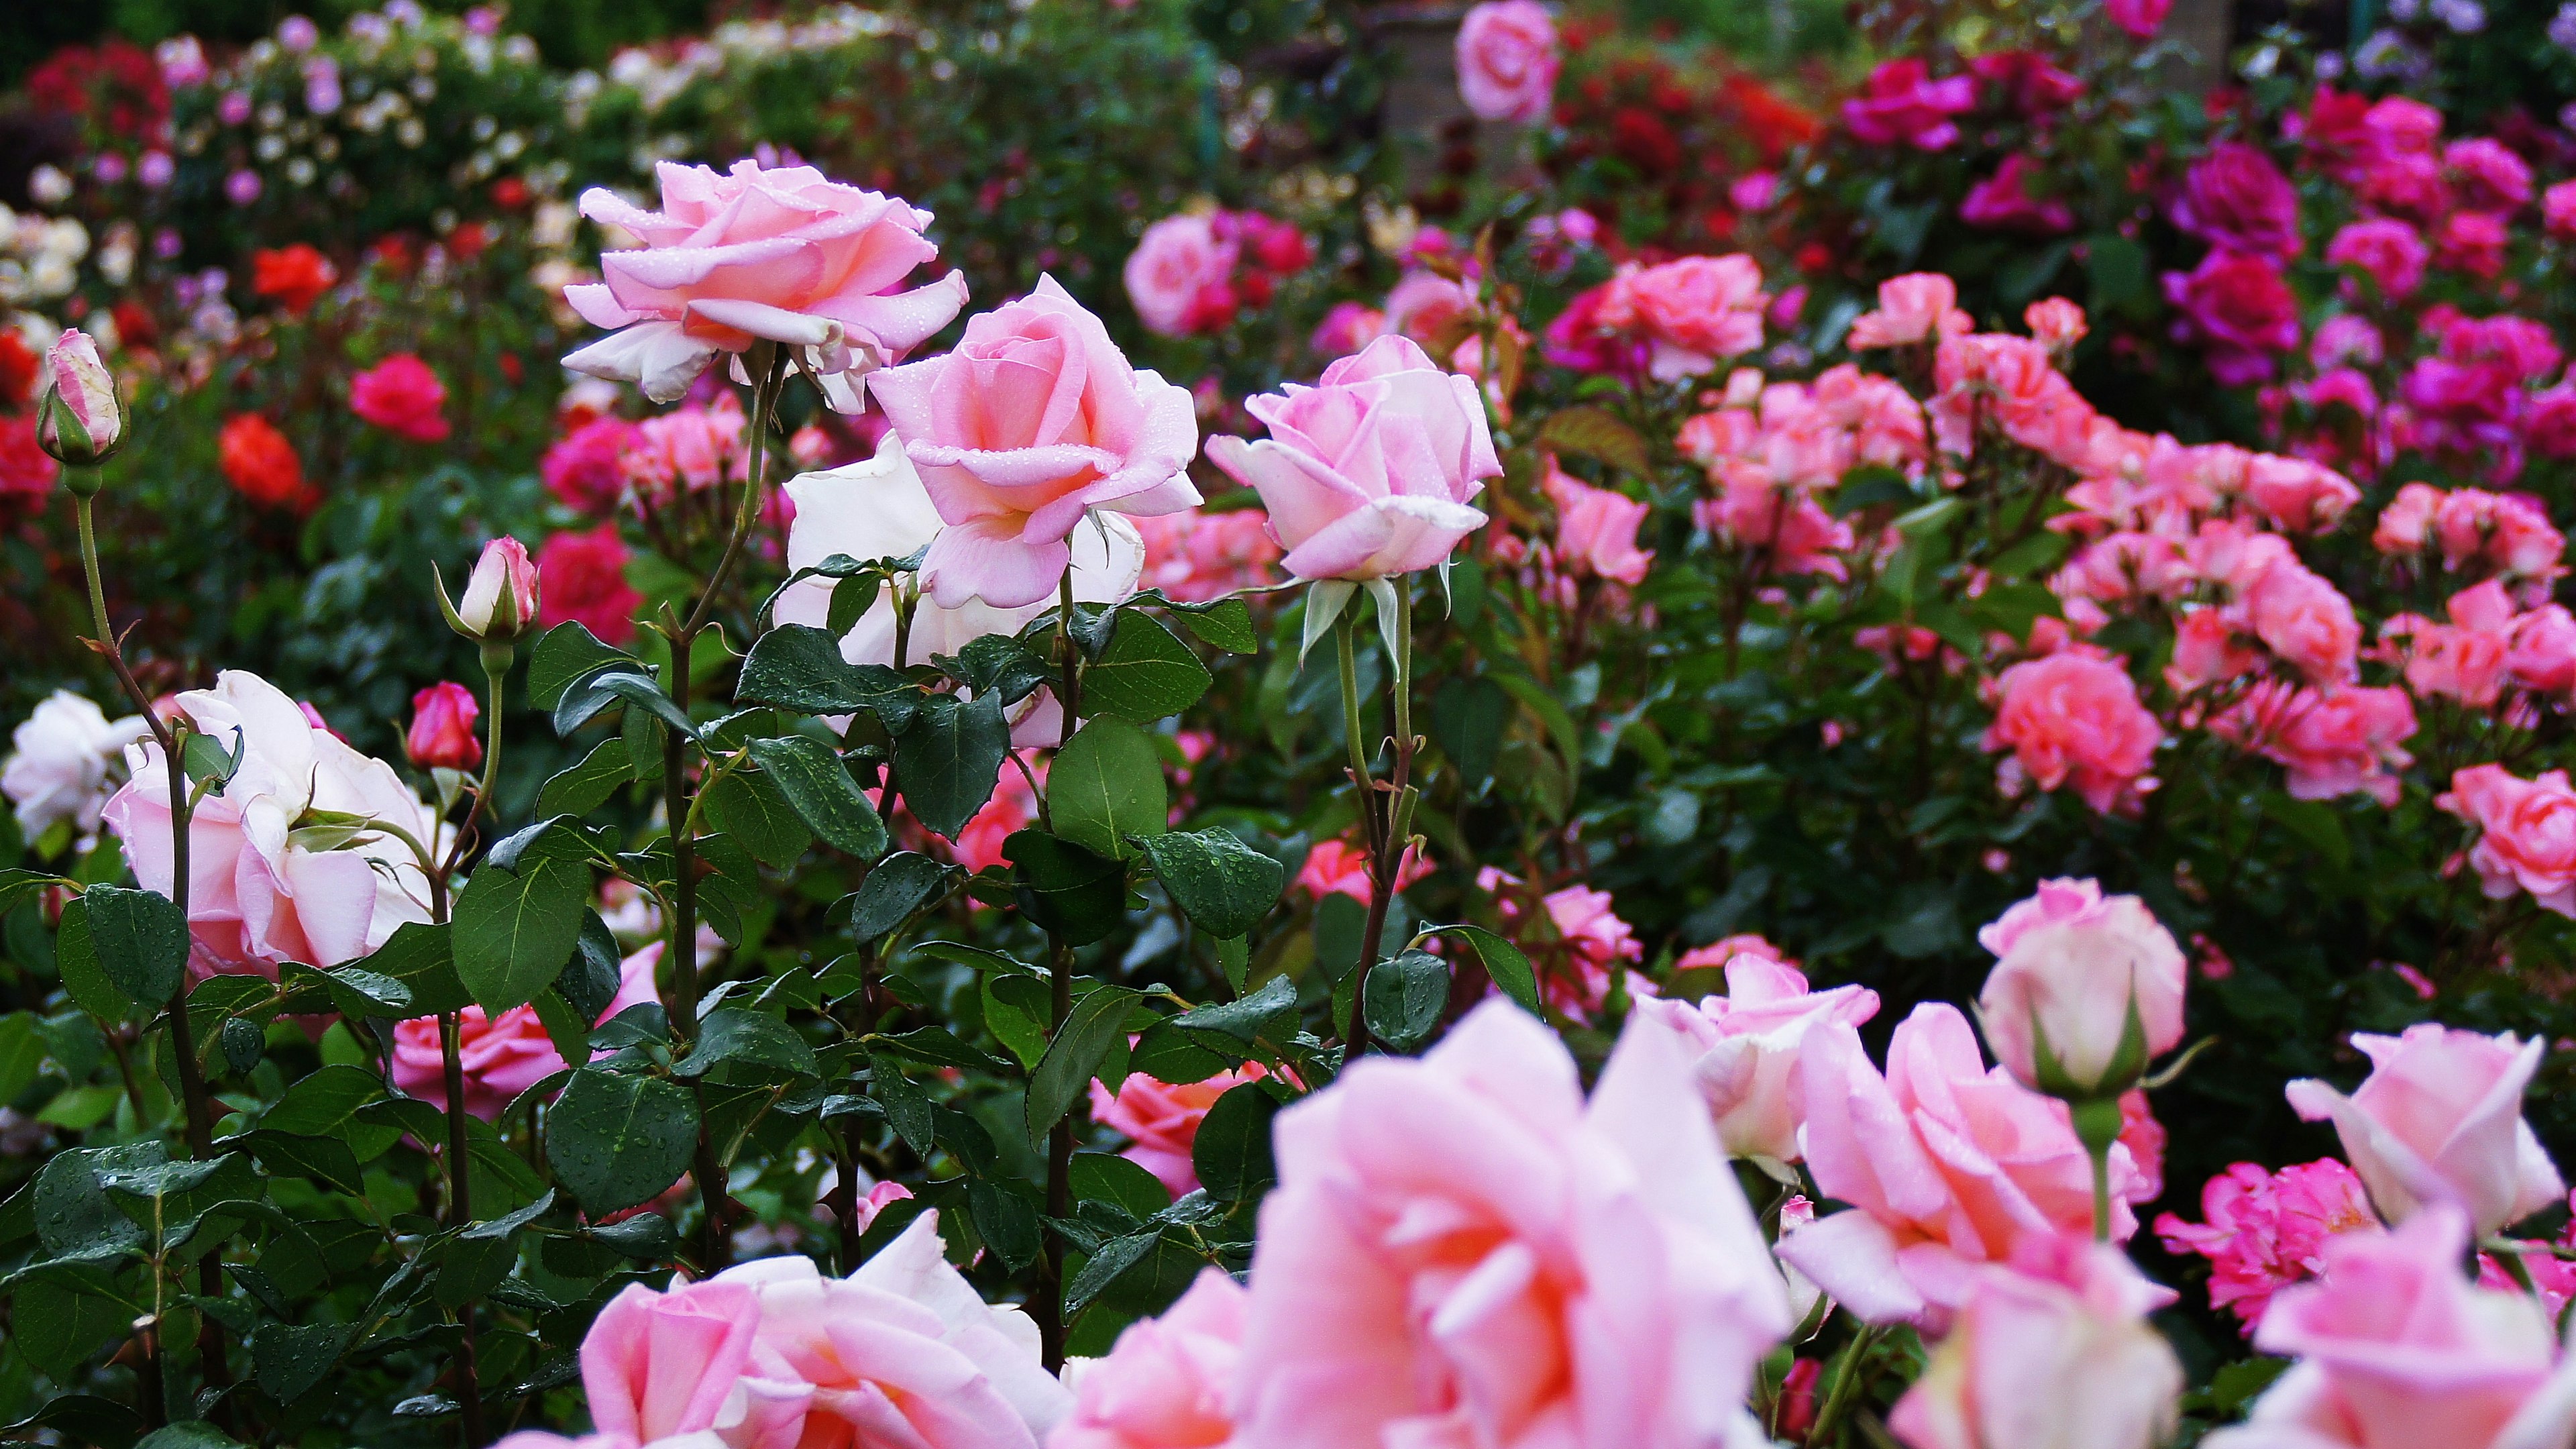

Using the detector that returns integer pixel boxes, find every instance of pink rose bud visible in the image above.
[2285,1022,2567,1236]
[1975,878,2187,1100]
[450,536,541,642]
[37,329,122,471]
[404,681,483,771]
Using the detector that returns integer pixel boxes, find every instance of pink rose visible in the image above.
[1234,1001,1793,1448]
[1632,953,1879,1162]
[1089,1063,1279,1198]
[625,396,747,501]
[38,328,120,463]
[2155,1158,2376,1332]
[1542,459,1654,584]
[1847,272,1970,349]
[2211,1208,2576,1449]
[2439,763,2576,916]
[2210,681,2416,806]
[2446,137,2533,211]
[2288,1022,2567,1236]
[873,278,1201,609]
[2172,143,2304,259]
[566,160,968,405]
[1593,254,1766,380]
[543,416,643,515]
[2433,488,2565,587]
[1454,0,1560,124]
[2106,0,2171,36]
[1293,837,1428,903]
[537,524,645,646]
[2508,603,2576,693]
[457,535,541,641]
[1887,1240,2182,1449]
[101,671,439,974]
[3,691,148,841]
[1309,301,1385,358]
[1124,213,1239,339]
[405,681,482,771]
[2325,217,2428,299]
[350,354,451,443]
[1052,1269,1246,1449]
[1975,878,2186,1097]
[1205,335,1497,581]
[1779,1003,2153,1328]
[1698,472,1856,580]
[1843,58,1978,151]
[1960,154,2076,234]
[2244,559,2359,683]
[2024,297,2088,351]
[1133,506,1280,602]
[2163,250,2302,385]
[2242,454,2361,535]
[390,941,661,1120]
[2546,179,2576,239]
[2436,210,2510,278]
[1980,651,2163,814]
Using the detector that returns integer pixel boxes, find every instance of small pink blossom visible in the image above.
[2153,1159,2378,1333]
[1980,650,2163,814]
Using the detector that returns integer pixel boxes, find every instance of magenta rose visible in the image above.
[564,159,969,405]
[1454,0,1560,125]
[1843,58,1978,151]
[1960,153,2076,234]
[2172,142,2303,258]
[2163,250,2302,384]
[871,277,1201,609]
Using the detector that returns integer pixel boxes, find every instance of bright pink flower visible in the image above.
[2172,142,2303,258]
[1843,58,1978,151]
[543,416,642,514]
[1968,50,2084,115]
[2430,488,2565,588]
[873,278,1200,609]
[458,535,541,642]
[1672,932,1795,971]
[1091,1064,1280,1198]
[625,396,747,501]
[2243,560,2359,684]
[1633,954,1878,1162]
[2373,482,2443,555]
[2212,682,2415,806]
[1381,270,1475,347]
[1053,1269,1246,1449]
[1591,254,1767,380]
[2446,137,2534,211]
[405,681,482,771]
[2528,383,2576,460]
[1454,0,1559,123]
[1542,459,1654,584]
[1309,301,1385,358]
[2359,152,2451,224]
[2163,250,2302,385]
[2288,1022,2567,1236]
[2311,315,2385,371]
[1699,472,1854,580]
[1234,1001,1794,1448]
[1206,335,1497,581]
[2155,1159,2377,1333]
[2325,217,2428,299]
[2025,297,2088,351]
[536,524,643,646]
[1980,651,2163,814]
[1960,154,2075,233]
[2243,454,2361,535]
[2440,764,2576,918]
[1778,1003,2154,1328]
[1132,506,1280,602]
[2436,211,2510,279]
[2545,179,2576,239]
[1124,213,1239,339]
[2106,0,2171,37]
[1845,273,1969,349]
[1975,878,2186,1096]
[2508,603,2576,693]
[1295,837,1428,902]
[349,354,450,442]
[390,941,661,1119]
[564,160,967,405]
[2167,606,2261,692]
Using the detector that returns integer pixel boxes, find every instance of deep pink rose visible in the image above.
[2106,0,2171,36]
[1980,650,2163,814]
[1968,50,2084,115]
[1631,953,1879,1162]
[1975,878,2186,1096]
[873,278,1200,608]
[2163,250,2302,385]
[404,680,482,771]
[537,523,645,645]
[2288,1022,2567,1236]
[1089,1063,1280,1198]
[2440,763,2576,918]
[1843,58,1977,151]
[1542,458,1653,584]
[1053,1269,1246,1449]
[1960,154,2076,234]
[2324,217,2426,299]
[349,354,450,442]
[2244,559,2359,683]
[2155,1159,2376,1333]
[2210,681,2416,806]
[542,416,642,514]
[390,941,661,1120]
[1206,335,1497,580]
[1454,0,1560,124]
[2446,137,2534,212]
[2546,180,2576,239]
[2243,454,2361,535]
[1124,213,1238,338]
[2171,142,2303,258]
[1591,254,1767,380]
[566,159,968,405]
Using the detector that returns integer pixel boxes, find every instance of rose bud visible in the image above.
[1975,877,2187,1102]
[405,682,482,771]
[441,536,541,643]
[37,329,123,474]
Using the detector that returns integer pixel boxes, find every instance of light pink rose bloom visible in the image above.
[2211,681,2417,807]
[1847,273,1970,349]
[2243,455,2362,535]
[2286,1023,2566,1236]
[1777,1003,2153,1328]
[1234,1000,1792,1449]
[1089,1063,1279,1199]
[565,160,969,406]
[2208,1208,2576,1449]
[388,941,662,1120]
[458,535,541,641]
[873,278,1199,609]
[1454,0,1560,124]
[1888,1238,2182,1449]
[1631,953,1879,1163]
[1205,335,1497,581]
[1051,1269,1246,1449]
[1380,270,1476,347]
[2245,559,2361,684]
[2439,763,2576,916]
[1542,459,1654,584]
[2373,481,2444,555]
[2024,297,2088,351]
[2508,604,2576,694]
[1979,651,2163,815]
[3,690,147,840]
[1593,254,1767,381]
[1975,879,2186,1096]
[1124,214,1238,339]
[101,671,439,974]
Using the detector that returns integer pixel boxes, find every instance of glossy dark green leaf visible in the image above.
[704,767,811,867]
[253,1322,352,1405]
[237,1130,366,1195]
[1169,974,1297,1042]
[527,621,637,712]
[967,1178,1043,1271]
[0,1393,142,1449]
[51,896,137,1020]
[1138,830,1283,939]
[361,921,474,1017]
[545,1069,701,1216]
[739,624,910,714]
[536,737,635,818]
[1428,924,1540,1016]
[1429,676,1509,787]
[1362,949,1450,1051]
[453,825,592,1012]
[1006,831,1129,947]
[1083,612,1212,724]
[1191,1083,1279,1201]
[895,693,1012,840]
[675,1009,819,1079]
[841,853,958,946]
[870,1057,934,1156]
[749,735,888,859]
[1026,985,1142,1147]
[1049,716,1166,860]
[555,669,699,741]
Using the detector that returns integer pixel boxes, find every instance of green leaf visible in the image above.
[1159,594,1257,654]
[2262,792,2352,871]
[134,1423,246,1449]
[943,635,1053,706]
[870,1025,1012,1074]
[704,767,811,868]
[34,1145,152,1259]
[1538,405,1652,475]
[52,896,138,1020]
[544,1069,702,1216]
[536,737,635,818]
[264,1063,398,1159]
[1083,612,1213,724]
[1191,1083,1280,1200]
[870,1057,934,1155]
[1426,925,1540,1016]
[1066,1229,1159,1313]
[0,869,68,919]
[235,1130,368,1195]
[277,961,413,1020]
[676,1009,820,1079]
[981,974,1051,1069]
[1138,829,1283,939]
[1127,1020,1229,1085]
[556,912,625,1024]
[557,671,699,741]
[361,921,474,1017]
[527,622,637,712]
[1362,949,1450,1051]
[1027,985,1143,1148]
[1428,676,1509,787]
[0,1012,44,1104]
[1170,974,1297,1042]
[0,1394,143,1449]
[252,1321,351,1405]
[14,1271,138,1377]
[1051,716,1167,860]
[1073,1150,1174,1220]
[896,692,1012,840]
[740,624,911,714]
[842,853,958,946]
[1006,831,1130,947]
[749,736,889,859]
[968,1178,1043,1271]
[453,825,592,1012]
[1490,672,1580,769]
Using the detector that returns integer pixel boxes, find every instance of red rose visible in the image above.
[349,354,450,443]
[0,415,58,510]
[218,413,310,510]
[252,243,337,315]
[536,523,644,645]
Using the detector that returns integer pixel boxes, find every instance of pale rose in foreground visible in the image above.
[1051,1269,1246,1449]
[2285,1023,2565,1236]
[1205,335,1497,582]
[389,942,661,1120]
[454,535,541,642]
[37,327,119,464]
[1631,952,1878,1163]
[2439,764,2576,918]
[1089,1064,1277,1199]
[1454,0,1560,124]
[872,277,1199,608]
[3,690,147,839]
[1779,1003,2152,1328]
[101,671,438,973]
[566,159,968,405]
[1235,1000,1792,1448]
[1974,878,2186,1097]
[1889,1239,2182,1449]
[2207,1208,2576,1449]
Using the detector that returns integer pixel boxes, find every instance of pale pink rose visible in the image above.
[1052,1269,1246,1449]
[1847,273,1970,349]
[1542,458,1654,584]
[1697,472,1855,580]
[1593,254,1767,380]
[1380,271,1475,346]
[38,328,119,461]
[1979,651,2163,814]
[100,671,439,975]
[1205,335,1497,581]
[2311,314,2386,371]
[2433,488,2566,588]
[1309,302,1385,358]
[2209,1208,2576,1449]
[872,278,1201,608]
[2155,1159,2378,1333]
[457,535,541,641]
[1089,1063,1279,1198]
[2243,455,2361,535]
[1778,1003,2153,1328]
[565,160,969,405]
[1124,214,1239,339]
[1975,879,2186,1096]
[2244,559,2360,684]
[1454,0,1560,124]
[568,1275,804,1449]
[1672,932,1794,971]
[2287,1023,2566,1236]
[2166,606,2260,692]
[3,690,147,839]
[2373,481,2445,555]
[390,942,663,1120]
[2023,297,2088,351]
[624,394,747,500]
[1887,1238,2182,1449]
[2211,681,2416,807]
[1234,1000,1792,1448]
[1632,954,1879,1162]
[2439,764,2576,917]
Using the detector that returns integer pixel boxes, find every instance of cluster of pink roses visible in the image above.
[1120,209,1314,339]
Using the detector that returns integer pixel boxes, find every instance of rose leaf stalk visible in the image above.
[1338,580,1418,1059]
[1037,561,1087,1373]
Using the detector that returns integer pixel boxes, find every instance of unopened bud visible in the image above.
[37,329,123,474]
[440,536,541,642]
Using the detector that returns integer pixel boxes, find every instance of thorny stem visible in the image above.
[1038,564,1084,1373]
[1336,612,1379,1057]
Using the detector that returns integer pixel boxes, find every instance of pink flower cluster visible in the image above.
[1130,505,1280,602]
[1122,209,1313,339]
[1682,362,1922,580]
[1476,867,1644,1021]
